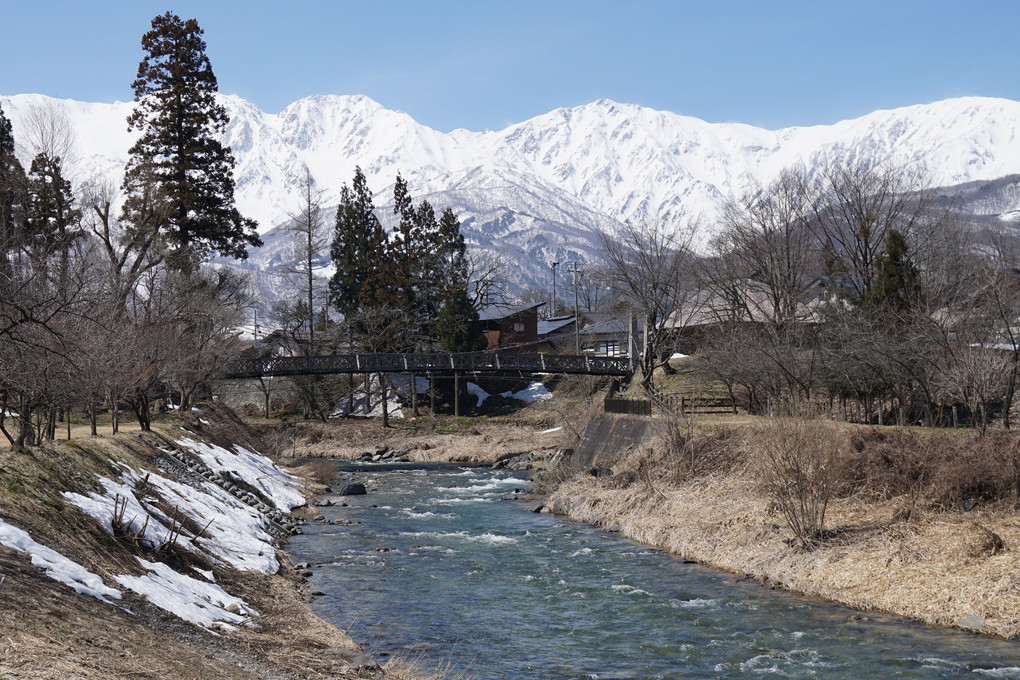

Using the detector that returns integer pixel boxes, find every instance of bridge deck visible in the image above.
[224,352,632,379]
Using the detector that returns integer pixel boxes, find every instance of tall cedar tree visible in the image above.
[329,167,387,317]
[122,12,260,265]
[435,207,484,351]
[0,104,26,250]
[387,173,424,315]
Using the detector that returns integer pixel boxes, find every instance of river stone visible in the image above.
[348,654,381,672]
[959,614,984,631]
[339,482,367,496]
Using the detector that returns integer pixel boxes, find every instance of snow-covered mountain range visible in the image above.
[4,92,1020,296]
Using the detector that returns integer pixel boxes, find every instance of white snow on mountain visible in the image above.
[4,92,1020,291]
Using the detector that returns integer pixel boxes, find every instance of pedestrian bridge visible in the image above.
[223,352,632,379]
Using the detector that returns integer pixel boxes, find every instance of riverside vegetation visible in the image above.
[265,373,1020,642]
[0,403,463,680]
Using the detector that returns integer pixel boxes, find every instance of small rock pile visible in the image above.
[355,443,414,463]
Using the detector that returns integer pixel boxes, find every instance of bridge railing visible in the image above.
[223,352,632,379]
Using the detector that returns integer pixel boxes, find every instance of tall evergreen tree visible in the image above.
[386,173,422,315]
[25,153,81,287]
[435,207,484,351]
[329,167,386,317]
[121,12,260,266]
[866,228,919,313]
[0,104,26,250]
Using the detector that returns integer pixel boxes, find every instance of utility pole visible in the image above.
[567,262,581,354]
[551,260,559,318]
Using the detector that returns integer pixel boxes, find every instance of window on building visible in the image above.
[513,322,525,333]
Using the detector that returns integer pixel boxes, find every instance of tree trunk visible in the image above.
[89,404,98,436]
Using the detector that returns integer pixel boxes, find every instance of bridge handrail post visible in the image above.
[540,354,546,371]
[403,355,409,370]
[356,354,361,371]
[495,353,501,370]
[585,356,591,373]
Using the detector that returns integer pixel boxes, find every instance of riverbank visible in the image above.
[0,405,444,679]
[280,405,1020,641]
[541,422,1020,640]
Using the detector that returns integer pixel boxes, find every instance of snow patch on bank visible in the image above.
[63,464,282,573]
[177,436,305,512]
[467,382,490,407]
[466,380,553,406]
[115,559,255,630]
[0,519,122,603]
[501,382,553,402]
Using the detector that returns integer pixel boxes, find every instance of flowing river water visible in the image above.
[287,462,1020,679]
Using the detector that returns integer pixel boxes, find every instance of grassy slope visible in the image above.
[0,409,381,680]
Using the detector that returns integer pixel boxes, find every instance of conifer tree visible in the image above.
[329,167,386,317]
[387,173,421,315]
[435,207,484,351]
[0,104,26,249]
[866,228,919,313]
[25,153,81,282]
[121,12,260,266]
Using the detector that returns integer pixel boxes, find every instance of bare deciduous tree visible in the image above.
[597,220,701,392]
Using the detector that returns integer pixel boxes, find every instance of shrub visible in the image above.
[755,418,846,548]
[652,396,741,483]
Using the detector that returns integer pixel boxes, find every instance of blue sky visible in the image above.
[2,1,1018,132]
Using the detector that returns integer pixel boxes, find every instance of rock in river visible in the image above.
[339,482,367,496]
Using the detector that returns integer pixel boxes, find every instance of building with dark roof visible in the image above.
[478,302,545,352]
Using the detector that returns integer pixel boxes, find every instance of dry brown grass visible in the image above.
[0,414,456,680]
[548,422,1020,638]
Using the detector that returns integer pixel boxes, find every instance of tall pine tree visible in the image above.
[121,12,260,267]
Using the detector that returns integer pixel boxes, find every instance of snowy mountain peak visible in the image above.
[4,92,1020,292]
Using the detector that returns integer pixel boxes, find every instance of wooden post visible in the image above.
[410,372,418,417]
[429,372,436,414]
[953,404,959,429]
[380,372,389,428]
[878,404,884,426]
[454,371,461,417]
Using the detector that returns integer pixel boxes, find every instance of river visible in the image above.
[287,462,1020,679]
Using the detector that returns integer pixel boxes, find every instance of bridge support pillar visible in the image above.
[410,372,418,417]
[454,371,461,417]
[429,372,436,414]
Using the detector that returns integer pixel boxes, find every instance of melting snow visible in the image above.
[466,382,490,407]
[115,559,255,630]
[64,465,283,573]
[0,518,122,603]
[502,382,553,402]
[177,437,305,512]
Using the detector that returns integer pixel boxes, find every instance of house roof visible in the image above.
[478,301,545,321]
[578,317,630,337]
[537,317,576,336]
